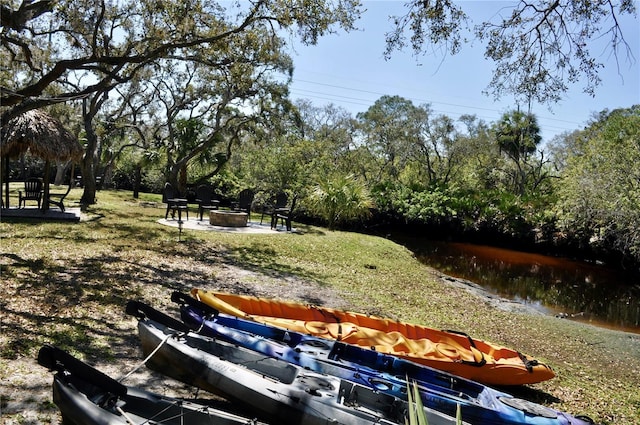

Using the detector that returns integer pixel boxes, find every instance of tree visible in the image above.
[106,75,165,197]
[239,101,358,191]
[295,101,361,180]
[2,0,361,205]
[554,105,640,269]
[454,114,503,191]
[310,173,373,230]
[1,0,361,122]
[47,101,84,185]
[384,1,636,104]
[496,110,541,162]
[357,95,421,183]
[495,110,545,195]
[409,109,459,186]
[150,41,295,194]
[357,96,464,188]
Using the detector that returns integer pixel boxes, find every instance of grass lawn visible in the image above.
[1,188,639,424]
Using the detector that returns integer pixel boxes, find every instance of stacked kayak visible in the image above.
[190,288,555,386]
[38,292,595,425]
[165,292,594,425]
[37,345,267,425]
[130,307,467,425]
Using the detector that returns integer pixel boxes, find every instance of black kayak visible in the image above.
[37,345,266,425]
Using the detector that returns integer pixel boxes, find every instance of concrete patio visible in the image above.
[157,217,295,234]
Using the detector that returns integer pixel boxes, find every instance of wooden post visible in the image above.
[42,160,51,211]
[2,156,9,208]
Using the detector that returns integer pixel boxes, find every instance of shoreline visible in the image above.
[435,270,640,336]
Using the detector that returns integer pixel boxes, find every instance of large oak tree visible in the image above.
[2,0,361,204]
[384,0,636,104]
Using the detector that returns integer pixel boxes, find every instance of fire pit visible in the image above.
[209,210,248,227]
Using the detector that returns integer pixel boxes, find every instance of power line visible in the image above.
[291,76,584,128]
[293,78,505,115]
[288,85,580,135]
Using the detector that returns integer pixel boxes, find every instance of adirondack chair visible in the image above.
[271,195,297,231]
[231,189,254,220]
[195,184,220,221]
[18,178,43,208]
[163,182,189,220]
[260,192,288,225]
[47,184,73,212]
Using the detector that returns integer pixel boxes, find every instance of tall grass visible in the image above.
[405,379,463,425]
[405,379,429,425]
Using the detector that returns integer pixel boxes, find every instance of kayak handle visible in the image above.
[125,300,191,333]
[442,329,478,348]
[171,291,220,317]
[37,345,127,397]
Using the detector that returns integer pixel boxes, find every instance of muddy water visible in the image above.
[405,239,640,334]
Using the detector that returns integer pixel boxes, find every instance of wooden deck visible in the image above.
[0,207,81,222]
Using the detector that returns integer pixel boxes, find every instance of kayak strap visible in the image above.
[119,330,175,383]
[518,352,540,373]
[122,300,192,382]
[461,347,487,367]
[444,329,487,367]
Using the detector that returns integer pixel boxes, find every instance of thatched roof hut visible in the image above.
[1,109,83,209]
[1,109,82,161]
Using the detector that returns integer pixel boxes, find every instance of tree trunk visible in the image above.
[179,165,187,195]
[133,165,141,199]
[2,157,7,207]
[166,164,179,194]
[80,112,98,208]
[54,161,68,185]
[80,156,97,208]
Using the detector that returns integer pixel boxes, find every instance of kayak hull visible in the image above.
[37,345,265,425]
[170,296,592,425]
[191,289,555,386]
[136,317,466,425]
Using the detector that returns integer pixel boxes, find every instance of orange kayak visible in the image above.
[191,289,555,386]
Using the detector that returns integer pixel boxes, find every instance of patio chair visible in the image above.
[232,189,254,220]
[260,192,288,225]
[19,178,43,208]
[196,184,220,221]
[271,195,297,231]
[47,184,72,212]
[163,182,188,220]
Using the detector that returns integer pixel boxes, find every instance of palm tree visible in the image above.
[496,110,541,162]
[495,110,542,195]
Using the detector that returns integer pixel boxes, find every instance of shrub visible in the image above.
[310,174,373,229]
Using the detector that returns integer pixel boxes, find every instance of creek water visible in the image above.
[400,238,640,334]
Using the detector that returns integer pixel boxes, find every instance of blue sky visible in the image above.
[286,1,640,143]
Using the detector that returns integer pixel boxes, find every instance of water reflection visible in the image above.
[404,240,640,334]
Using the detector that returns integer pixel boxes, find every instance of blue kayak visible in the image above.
[127,304,465,425]
[168,292,596,425]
